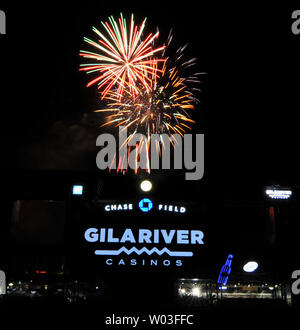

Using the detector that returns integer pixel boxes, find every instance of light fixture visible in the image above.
[140,180,152,192]
[243,261,259,273]
[218,286,227,290]
[191,287,200,297]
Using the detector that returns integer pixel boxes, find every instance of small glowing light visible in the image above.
[179,288,186,295]
[72,185,83,195]
[219,286,227,290]
[140,180,152,192]
[191,287,201,297]
[243,261,259,273]
[8,282,13,287]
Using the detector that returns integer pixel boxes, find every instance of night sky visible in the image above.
[0,2,299,188]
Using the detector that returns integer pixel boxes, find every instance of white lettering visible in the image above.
[120,229,136,243]
[191,231,204,244]
[84,228,99,242]
[161,230,176,244]
[138,229,152,243]
[107,228,119,243]
[177,230,189,244]
[84,228,204,245]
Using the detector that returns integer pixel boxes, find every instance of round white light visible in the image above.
[140,180,152,192]
[243,261,259,273]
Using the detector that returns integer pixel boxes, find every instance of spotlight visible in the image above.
[140,180,152,192]
[72,185,84,195]
[243,261,259,273]
[191,287,201,297]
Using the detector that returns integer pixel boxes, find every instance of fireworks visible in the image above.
[80,13,165,100]
[96,63,196,143]
[80,14,203,173]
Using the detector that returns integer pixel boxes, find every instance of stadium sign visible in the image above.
[83,227,204,267]
[104,199,186,213]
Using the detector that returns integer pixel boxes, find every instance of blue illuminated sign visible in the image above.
[139,198,153,212]
[83,227,205,267]
[218,254,233,286]
[94,247,193,257]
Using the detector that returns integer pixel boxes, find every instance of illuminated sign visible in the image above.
[139,198,153,212]
[104,203,133,212]
[104,200,186,213]
[158,204,186,213]
[84,227,204,267]
[72,185,84,195]
[218,254,233,286]
[265,189,292,199]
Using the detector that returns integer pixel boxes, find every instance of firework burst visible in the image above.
[80,13,166,100]
[94,31,202,172]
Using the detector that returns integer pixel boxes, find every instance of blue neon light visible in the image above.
[218,254,233,286]
[94,247,193,257]
[139,198,153,212]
